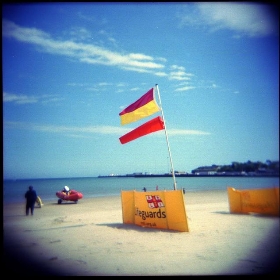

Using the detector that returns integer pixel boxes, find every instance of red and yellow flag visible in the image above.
[119,88,160,125]
[119,116,164,144]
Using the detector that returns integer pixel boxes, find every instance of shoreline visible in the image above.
[4,190,279,275]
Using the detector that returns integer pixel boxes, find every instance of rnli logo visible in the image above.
[146,195,164,209]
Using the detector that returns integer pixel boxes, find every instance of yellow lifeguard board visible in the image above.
[227,186,279,216]
[36,196,43,208]
[121,190,189,232]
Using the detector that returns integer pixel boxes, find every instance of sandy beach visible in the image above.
[3,190,279,276]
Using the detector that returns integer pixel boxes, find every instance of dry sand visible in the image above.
[3,190,279,276]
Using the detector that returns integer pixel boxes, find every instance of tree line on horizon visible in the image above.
[191,160,279,174]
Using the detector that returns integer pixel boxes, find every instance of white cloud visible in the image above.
[168,129,211,135]
[3,92,38,104]
[169,71,192,81]
[4,121,210,137]
[3,92,62,105]
[178,3,278,38]
[2,19,198,84]
[2,19,165,74]
[175,86,195,92]
[154,72,168,77]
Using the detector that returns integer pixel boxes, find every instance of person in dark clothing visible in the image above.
[25,186,37,216]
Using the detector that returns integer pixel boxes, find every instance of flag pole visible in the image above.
[155,84,177,190]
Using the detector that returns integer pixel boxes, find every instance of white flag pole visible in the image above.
[155,84,177,190]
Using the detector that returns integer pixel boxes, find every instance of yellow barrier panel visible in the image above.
[121,190,135,224]
[227,186,279,216]
[121,190,189,232]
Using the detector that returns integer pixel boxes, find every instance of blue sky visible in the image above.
[3,3,279,179]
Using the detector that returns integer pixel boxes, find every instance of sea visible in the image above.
[3,176,279,204]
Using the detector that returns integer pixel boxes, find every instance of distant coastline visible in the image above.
[99,160,279,178]
[98,173,279,178]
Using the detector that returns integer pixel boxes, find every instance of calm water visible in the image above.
[3,176,279,204]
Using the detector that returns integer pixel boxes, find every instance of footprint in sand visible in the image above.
[53,216,67,224]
